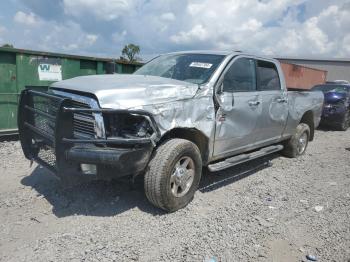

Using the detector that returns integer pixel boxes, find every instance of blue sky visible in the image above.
[0,0,349,60]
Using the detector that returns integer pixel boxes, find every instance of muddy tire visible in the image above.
[144,139,202,212]
[337,111,349,131]
[282,123,310,158]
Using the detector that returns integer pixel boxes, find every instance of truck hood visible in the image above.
[50,74,199,109]
[324,91,347,104]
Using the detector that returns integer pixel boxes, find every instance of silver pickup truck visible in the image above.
[18,51,324,212]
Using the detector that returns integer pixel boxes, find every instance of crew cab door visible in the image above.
[213,57,262,158]
[254,60,289,143]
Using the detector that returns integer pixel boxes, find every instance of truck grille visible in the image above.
[19,90,105,173]
[37,145,56,169]
[68,100,96,138]
[31,94,59,139]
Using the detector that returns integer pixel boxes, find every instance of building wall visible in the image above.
[278,59,350,83]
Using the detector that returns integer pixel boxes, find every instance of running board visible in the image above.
[208,145,284,172]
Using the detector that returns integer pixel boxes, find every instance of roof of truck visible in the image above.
[165,50,279,63]
[166,50,234,56]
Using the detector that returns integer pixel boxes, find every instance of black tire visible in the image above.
[337,111,349,131]
[282,123,310,158]
[144,139,202,212]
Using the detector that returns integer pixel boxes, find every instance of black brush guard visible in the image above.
[18,89,159,181]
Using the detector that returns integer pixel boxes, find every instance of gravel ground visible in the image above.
[0,130,349,262]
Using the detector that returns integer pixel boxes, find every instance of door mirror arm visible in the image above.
[216,83,235,111]
[217,91,234,111]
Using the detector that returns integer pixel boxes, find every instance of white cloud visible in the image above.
[14,11,40,26]
[86,34,98,45]
[240,19,262,32]
[62,43,79,51]
[342,34,350,53]
[0,25,6,43]
[4,0,350,58]
[160,12,175,22]
[0,25,6,34]
[168,0,350,57]
[63,0,135,21]
[267,4,350,57]
[38,22,100,52]
[112,30,127,43]
[169,0,306,49]
[5,16,100,55]
[171,24,209,44]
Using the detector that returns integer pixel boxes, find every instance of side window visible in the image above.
[222,57,256,92]
[256,60,281,91]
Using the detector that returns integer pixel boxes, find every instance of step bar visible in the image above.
[208,145,284,172]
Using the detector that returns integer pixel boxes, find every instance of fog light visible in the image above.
[81,164,97,175]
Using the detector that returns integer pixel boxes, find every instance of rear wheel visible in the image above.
[282,123,310,158]
[144,139,202,212]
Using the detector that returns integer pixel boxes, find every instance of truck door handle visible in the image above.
[248,101,260,106]
[277,98,287,103]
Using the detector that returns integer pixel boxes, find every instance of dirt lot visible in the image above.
[0,129,349,262]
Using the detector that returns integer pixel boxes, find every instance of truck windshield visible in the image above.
[134,54,225,85]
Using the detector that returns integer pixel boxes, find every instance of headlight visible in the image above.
[324,100,345,108]
[104,113,154,139]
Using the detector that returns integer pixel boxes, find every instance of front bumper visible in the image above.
[321,105,348,125]
[18,89,159,182]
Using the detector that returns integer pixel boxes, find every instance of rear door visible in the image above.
[255,60,288,143]
[213,56,262,158]
[0,52,18,131]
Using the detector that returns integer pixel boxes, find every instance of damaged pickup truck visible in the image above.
[18,51,324,212]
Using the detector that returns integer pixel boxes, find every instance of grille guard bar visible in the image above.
[18,89,160,173]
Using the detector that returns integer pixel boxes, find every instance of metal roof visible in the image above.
[0,47,143,65]
[276,56,350,63]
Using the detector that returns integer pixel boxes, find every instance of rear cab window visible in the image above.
[256,60,281,91]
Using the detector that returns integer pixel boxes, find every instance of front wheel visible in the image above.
[282,123,310,158]
[144,139,202,212]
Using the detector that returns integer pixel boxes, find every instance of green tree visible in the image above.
[121,44,140,62]
[1,43,14,48]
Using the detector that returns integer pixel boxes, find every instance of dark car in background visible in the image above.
[312,84,350,131]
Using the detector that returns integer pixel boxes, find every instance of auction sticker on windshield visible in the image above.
[189,62,213,69]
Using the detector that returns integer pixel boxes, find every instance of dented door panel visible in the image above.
[214,92,262,157]
[256,90,289,143]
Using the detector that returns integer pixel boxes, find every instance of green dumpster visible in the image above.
[0,47,143,135]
